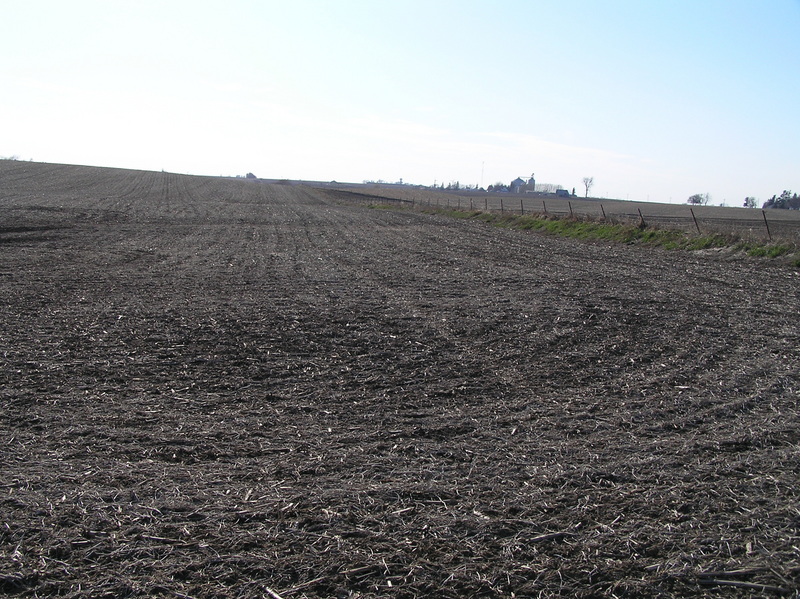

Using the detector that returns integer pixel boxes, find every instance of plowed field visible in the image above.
[1,162,798,598]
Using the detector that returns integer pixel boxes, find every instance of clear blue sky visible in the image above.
[2,0,798,204]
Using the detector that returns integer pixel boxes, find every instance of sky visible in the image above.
[2,1,799,205]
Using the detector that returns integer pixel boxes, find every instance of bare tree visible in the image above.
[582,177,594,198]
[687,193,711,206]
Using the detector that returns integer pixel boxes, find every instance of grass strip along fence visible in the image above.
[328,187,800,265]
[419,207,800,266]
[417,187,800,238]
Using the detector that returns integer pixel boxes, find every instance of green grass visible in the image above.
[735,241,795,259]
[419,207,800,265]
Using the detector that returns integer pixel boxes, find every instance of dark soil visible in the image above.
[1,162,798,598]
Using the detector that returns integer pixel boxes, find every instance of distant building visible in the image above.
[510,173,536,193]
[510,177,527,193]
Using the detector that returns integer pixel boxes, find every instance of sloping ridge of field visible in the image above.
[1,162,798,598]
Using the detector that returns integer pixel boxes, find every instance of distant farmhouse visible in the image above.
[510,174,536,193]
[486,173,572,195]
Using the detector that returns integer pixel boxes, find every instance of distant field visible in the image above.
[1,162,798,597]
[336,183,800,241]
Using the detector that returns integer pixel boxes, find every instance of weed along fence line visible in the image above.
[424,194,800,242]
[332,186,800,242]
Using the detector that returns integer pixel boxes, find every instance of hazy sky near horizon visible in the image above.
[2,1,799,204]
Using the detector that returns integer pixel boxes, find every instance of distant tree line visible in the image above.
[693,191,799,209]
[687,193,711,206]
[364,178,414,186]
[441,181,481,191]
[486,181,564,193]
[422,177,572,194]
[762,190,799,210]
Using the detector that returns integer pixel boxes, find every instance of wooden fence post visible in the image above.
[501,197,504,213]
[542,200,547,214]
[690,208,701,234]
[637,208,646,228]
[520,198,524,215]
[568,201,573,218]
[600,204,606,220]
[762,210,772,241]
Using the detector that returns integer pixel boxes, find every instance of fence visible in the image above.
[326,187,800,242]
[421,193,800,242]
